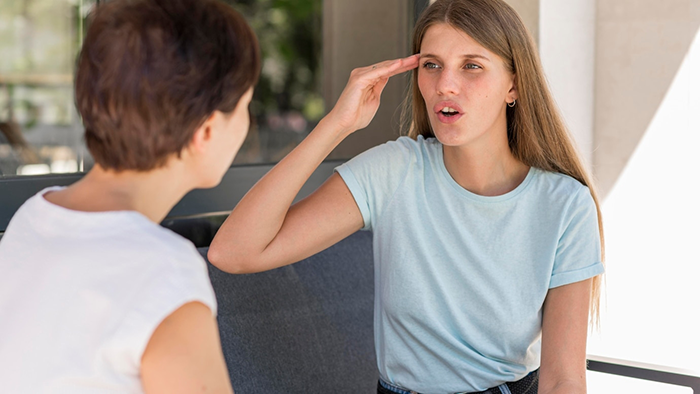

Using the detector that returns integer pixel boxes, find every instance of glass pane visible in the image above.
[225,0,323,165]
[0,0,323,176]
[0,0,93,177]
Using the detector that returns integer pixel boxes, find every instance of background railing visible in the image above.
[587,355,700,393]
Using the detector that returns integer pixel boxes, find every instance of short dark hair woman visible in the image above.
[0,0,259,392]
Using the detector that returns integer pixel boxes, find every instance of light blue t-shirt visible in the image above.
[335,136,604,393]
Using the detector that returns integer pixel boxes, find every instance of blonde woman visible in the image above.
[209,0,604,393]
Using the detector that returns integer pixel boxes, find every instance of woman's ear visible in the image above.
[507,75,519,103]
[189,113,217,154]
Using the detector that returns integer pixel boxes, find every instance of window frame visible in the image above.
[0,160,343,239]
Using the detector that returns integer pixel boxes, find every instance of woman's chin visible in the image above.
[431,128,472,147]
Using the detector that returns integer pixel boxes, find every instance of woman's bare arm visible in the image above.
[141,302,233,394]
[538,278,593,394]
[208,55,419,273]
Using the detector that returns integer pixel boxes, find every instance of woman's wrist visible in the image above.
[315,114,355,145]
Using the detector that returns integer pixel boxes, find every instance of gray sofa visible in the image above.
[199,229,700,394]
[199,230,378,393]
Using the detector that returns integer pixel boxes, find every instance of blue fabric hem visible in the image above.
[379,378,414,394]
[335,165,371,231]
[549,262,604,288]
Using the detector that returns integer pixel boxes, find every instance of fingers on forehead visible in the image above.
[357,56,418,82]
[372,57,415,74]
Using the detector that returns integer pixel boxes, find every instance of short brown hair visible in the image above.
[75,0,260,171]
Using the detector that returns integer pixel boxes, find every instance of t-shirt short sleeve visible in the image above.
[335,137,415,231]
[549,186,605,288]
[117,246,217,367]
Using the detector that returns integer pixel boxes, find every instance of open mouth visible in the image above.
[433,102,463,124]
[439,107,460,117]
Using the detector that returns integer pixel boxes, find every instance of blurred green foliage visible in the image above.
[225,0,324,122]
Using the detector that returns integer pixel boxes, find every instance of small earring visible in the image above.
[508,99,516,108]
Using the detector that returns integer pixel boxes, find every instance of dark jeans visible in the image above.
[377,369,539,394]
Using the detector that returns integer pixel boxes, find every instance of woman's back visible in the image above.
[0,188,215,392]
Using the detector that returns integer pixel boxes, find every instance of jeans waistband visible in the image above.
[378,369,539,394]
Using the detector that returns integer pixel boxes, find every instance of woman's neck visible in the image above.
[442,140,530,197]
[43,163,192,223]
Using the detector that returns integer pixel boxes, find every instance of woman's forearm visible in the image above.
[539,279,591,394]
[539,379,586,394]
[208,55,419,273]
[208,117,348,271]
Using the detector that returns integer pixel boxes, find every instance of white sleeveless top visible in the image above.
[0,187,217,393]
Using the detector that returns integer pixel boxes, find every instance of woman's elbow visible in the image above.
[207,243,250,274]
[207,238,285,274]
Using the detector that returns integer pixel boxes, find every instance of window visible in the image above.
[0,0,326,176]
[0,0,92,177]
[0,0,425,238]
[227,0,324,164]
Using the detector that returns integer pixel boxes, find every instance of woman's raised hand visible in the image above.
[325,54,420,137]
[209,56,419,274]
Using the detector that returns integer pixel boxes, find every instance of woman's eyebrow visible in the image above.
[420,53,491,62]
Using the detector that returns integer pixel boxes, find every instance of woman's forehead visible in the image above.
[420,23,493,59]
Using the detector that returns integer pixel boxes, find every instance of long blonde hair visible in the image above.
[405,0,605,325]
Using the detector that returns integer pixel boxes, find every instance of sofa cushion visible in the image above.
[199,230,377,393]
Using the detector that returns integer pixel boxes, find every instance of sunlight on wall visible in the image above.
[587,24,700,380]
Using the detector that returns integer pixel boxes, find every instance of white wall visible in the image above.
[594,0,700,197]
[539,0,596,169]
[509,0,700,385]
[587,2,700,375]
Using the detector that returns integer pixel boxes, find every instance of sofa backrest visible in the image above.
[199,230,377,393]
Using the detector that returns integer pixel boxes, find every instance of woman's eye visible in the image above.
[422,62,439,70]
[465,63,482,70]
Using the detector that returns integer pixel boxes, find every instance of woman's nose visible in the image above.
[436,69,460,96]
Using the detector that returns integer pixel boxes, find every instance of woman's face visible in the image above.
[417,23,517,149]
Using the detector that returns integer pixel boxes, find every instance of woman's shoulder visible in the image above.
[341,135,424,170]
[129,222,208,277]
[533,168,589,191]
[80,218,209,292]
[337,135,442,189]
[398,134,440,151]
[386,134,441,166]
[530,168,594,207]
[365,134,439,154]
[118,226,216,316]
